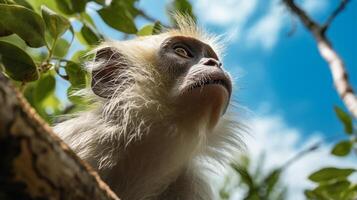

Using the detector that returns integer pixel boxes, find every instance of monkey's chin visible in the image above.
[177,84,230,130]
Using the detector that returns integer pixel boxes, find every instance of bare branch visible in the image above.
[283,0,321,37]
[287,14,298,37]
[283,0,357,118]
[322,0,351,33]
[282,142,321,169]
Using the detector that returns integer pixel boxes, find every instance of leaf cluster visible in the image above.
[0,0,193,123]
[305,107,357,200]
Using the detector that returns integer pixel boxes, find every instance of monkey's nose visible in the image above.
[201,58,222,68]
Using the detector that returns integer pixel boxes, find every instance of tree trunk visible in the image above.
[0,73,119,200]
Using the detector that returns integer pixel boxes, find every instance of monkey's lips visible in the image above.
[178,71,232,118]
[184,72,232,96]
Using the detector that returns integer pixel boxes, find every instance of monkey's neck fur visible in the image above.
[55,93,240,200]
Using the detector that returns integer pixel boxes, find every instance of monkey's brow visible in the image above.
[163,36,219,60]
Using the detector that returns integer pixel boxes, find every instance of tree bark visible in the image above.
[0,73,119,200]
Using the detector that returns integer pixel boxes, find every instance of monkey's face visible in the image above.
[91,35,232,129]
[157,36,232,127]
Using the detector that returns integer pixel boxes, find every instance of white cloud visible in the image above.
[246,1,286,50]
[194,0,330,50]
[246,0,328,50]
[194,0,258,26]
[211,113,356,200]
[241,114,356,200]
[194,0,258,40]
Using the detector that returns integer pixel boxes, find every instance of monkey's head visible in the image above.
[90,18,232,130]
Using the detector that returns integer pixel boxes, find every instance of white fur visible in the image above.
[54,16,244,200]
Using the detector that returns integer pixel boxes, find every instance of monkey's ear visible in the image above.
[91,47,125,98]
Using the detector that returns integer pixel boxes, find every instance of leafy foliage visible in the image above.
[0,0,188,123]
[167,0,196,24]
[221,106,356,200]
[0,41,38,81]
[0,4,45,47]
[220,154,287,200]
[305,107,357,200]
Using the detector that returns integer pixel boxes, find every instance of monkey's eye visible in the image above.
[173,46,192,58]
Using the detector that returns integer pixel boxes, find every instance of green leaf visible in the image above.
[0,0,14,3]
[23,81,36,106]
[69,0,87,13]
[71,49,88,63]
[341,184,357,200]
[111,0,140,17]
[98,4,137,34]
[332,140,353,157]
[54,0,72,15]
[75,31,87,46]
[26,0,61,14]
[305,190,330,200]
[219,189,230,200]
[60,61,87,105]
[13,0,34,10]
[54,0,87,15]
[41,5,70,39]
[169,0,196,23]
[91,0,105,5]
[334,106,353,134]
[231,163,255,188]
[309,167,356,183]
[137,24,154,36]
[67,85,83,104]
[152,21,163,34]
[264,169,282,196]
[1,0,34,10]
[80,12,96,27]
[81,24,101,45]
[52,38,70,58]
[0,41,38,81]
[40,91,61,123]
[315,179,351,199]
[0,24,12,36]
[0,4,46,47]
[64,61,86,89]
[0,0,33,11]
[34,72,55,102]
[0,34,27,49]
[2,4,44,42]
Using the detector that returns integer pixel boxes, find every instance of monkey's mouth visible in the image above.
[190,79,231,93]
[186,74,232,96]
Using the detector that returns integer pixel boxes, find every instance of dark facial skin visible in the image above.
[90,35,232,128]
[157,36,232,98]
[91,36,232,118]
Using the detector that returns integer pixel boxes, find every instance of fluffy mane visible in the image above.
[54,14,245,200]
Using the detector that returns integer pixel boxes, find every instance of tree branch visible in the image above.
[0,73,120,200]
[282,142,320,169]
[321,0,351,33]
[283,0,357,118]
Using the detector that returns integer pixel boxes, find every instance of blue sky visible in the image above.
[58,0,355,142]
[75,0,356,141]
[130,0,357,140]
[131,1,357,198]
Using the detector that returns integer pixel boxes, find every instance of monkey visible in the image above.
[54,15,243,200]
